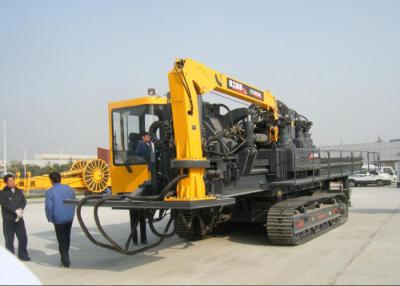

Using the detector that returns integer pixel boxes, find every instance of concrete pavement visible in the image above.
[1,186,399,285]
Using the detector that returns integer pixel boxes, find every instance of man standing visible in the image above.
[132,131,152,243]
[0,174,30,261]
[129,209,147,245]
[45,172,76,268]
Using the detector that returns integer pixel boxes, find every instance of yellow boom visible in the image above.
[166,58,279,202]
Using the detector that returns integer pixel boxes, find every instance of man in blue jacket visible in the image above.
[135,131,153,161]
[45,172,76,268]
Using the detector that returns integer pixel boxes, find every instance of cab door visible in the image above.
[108,101,167,195]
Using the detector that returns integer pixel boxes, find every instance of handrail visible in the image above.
[327,150,331,179]
[274,148,378,184]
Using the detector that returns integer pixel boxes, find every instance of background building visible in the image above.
[319,139,400,174]
[32,153,96,167]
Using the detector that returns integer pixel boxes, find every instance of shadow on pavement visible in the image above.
[27,220,287,271]
[215,222,281,247]
[29,222,193,272]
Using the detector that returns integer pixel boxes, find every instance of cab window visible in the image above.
[383,168,393,175]
[112,105,159,166]
[369,170,379,175]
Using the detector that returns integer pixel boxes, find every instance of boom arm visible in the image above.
[167,58,279,201]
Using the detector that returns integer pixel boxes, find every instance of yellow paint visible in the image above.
[107,58,279,201]
[269,126,279,143]
[0,175,100,193]
[107,97,168,195]
[0,159,111,194]
[165,58,278,201]
[108,96,167,111]
[109,164,149,195]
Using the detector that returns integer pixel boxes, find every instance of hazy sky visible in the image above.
[0,0,399,160]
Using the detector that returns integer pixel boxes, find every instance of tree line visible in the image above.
[6,161,73,177]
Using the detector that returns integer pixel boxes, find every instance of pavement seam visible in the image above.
[328,205,400,285]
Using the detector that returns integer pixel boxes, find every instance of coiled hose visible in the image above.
[75,173,188,255]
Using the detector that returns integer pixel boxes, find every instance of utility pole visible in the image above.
[60,146,63,166]
[23,149,27,177]
[3,119,6,175]
[54,141,67,166]
[18,148,27,177]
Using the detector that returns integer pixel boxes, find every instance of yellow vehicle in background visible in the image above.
[0,159,110,195]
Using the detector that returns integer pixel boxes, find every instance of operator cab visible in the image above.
[108,96,169,194]
[112,105,159,165]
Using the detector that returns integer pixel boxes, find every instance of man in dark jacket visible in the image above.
[135,131,153,161]
[132,131,152,243]
[129,209,147,245]
[0,174,30,261]
[45,172,76,268]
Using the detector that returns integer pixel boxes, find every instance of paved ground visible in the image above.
[1,186,400,285]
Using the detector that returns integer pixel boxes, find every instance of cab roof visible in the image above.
[108,96,168,110]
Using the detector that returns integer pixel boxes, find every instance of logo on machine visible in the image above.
[227,78,264,100]
[307,152,320,160]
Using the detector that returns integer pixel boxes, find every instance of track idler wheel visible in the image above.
[173,210,210,241]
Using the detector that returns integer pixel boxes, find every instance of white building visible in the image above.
[319,139,400,174]
[29,153,97,167]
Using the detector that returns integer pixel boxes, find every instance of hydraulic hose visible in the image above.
[76,195,125,252]
[93,196,128,253]
[124,174,188,201]
[206,135,249,157]
[91,196,174,255]
[217,103,233,127]
[75,171,202,255]
[147,210,175,239]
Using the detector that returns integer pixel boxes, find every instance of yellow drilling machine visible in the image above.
[0,159,110,194]
[66,58,376,255]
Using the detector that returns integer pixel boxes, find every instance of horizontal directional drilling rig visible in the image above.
[66,58,368,255]
[1,159,110,194]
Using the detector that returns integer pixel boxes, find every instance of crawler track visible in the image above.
[174,211,205,241]
[267,193,348,245]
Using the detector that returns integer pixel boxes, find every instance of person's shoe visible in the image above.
[141,240,148,245]
[60,263,70,268]
[19,257,31,261]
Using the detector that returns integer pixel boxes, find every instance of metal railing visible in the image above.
[275,149,380,185]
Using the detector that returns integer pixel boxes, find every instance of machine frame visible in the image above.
[65,58,377,255]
